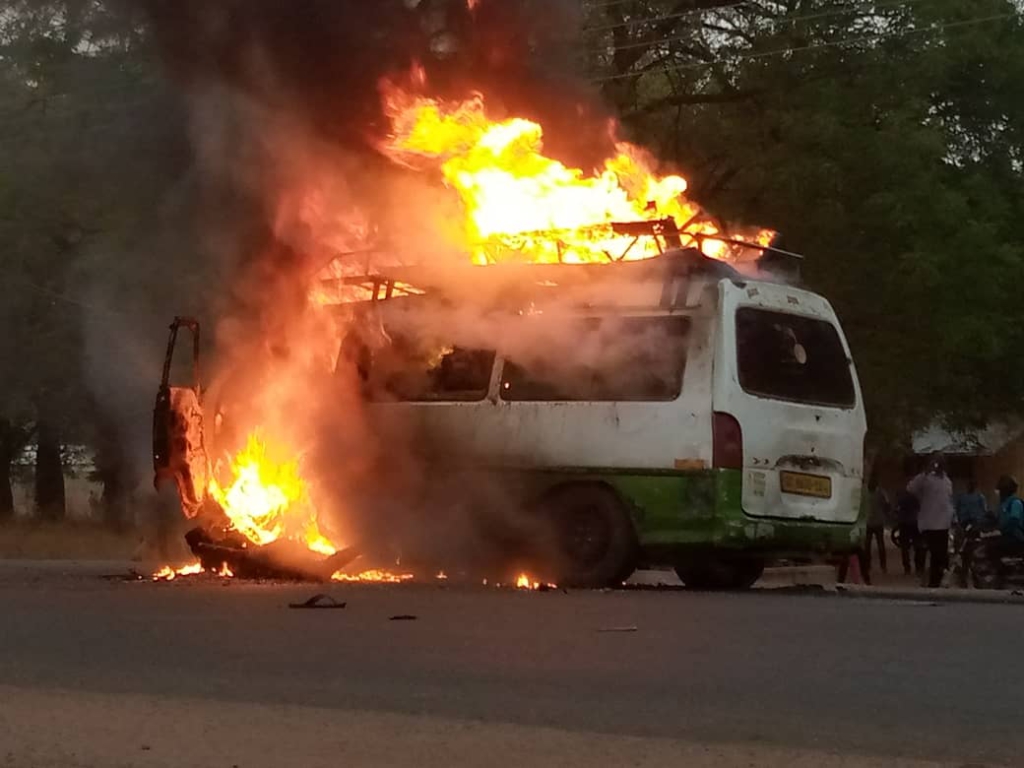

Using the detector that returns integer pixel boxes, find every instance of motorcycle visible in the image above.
[958,521,1024,590]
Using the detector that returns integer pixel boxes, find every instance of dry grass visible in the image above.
[0,520,144,560]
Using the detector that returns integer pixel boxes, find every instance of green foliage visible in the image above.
[588,0,1024,445]
[0,2,214,515]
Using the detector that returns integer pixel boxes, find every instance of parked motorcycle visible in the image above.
[961,523,1024,590]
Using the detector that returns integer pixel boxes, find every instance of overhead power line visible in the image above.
[584,0,940,53]
[5,274,126,319]
[581,1,756,35]
[580,0,929,35]
[581,0,746,11]
[588,11,1018,83]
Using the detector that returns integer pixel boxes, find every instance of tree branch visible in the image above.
[624,88,759,117]
[609,0,744,77]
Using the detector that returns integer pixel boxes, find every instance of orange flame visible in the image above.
[208,431,337,556]
[380,81,773,265]
[331,569,415,583]
[514,573,556,590]
[216,562,235,578]
[152,562,225,581]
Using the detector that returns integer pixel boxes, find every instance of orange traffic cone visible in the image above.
[847,554,864,584]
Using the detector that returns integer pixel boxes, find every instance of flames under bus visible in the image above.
[344,248,867,588]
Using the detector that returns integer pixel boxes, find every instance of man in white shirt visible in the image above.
[907,453,954,587]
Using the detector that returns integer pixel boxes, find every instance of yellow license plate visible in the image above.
[780,471,832,499]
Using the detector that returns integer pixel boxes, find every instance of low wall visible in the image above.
[11,476,104,521]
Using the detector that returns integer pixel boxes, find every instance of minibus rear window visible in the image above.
[735,307,855,408]
[501,316,690,402]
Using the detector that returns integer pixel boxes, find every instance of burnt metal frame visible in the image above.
[160,316,201,394]
[315,220,802,308]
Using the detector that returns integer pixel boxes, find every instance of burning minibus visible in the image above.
[154,240,866,588]
[150,69,865,587]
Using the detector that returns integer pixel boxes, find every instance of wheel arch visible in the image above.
[533,478,640,534]
[531,478,640,588]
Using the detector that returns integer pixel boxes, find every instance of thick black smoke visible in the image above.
[142,0,611,165]
[139,0,615,368]
[136,0,622,569]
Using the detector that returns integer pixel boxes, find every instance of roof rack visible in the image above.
[315,218,794,307]
[320,248,748,315]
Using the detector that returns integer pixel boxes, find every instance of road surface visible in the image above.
[0,565,1021,767]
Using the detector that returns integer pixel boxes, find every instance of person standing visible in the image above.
[997,475,1024,554]
[893,485,921,577]
[952,478,988,586]
[907,454,954,587]
[864,476,890,576]
[954,479,988,530]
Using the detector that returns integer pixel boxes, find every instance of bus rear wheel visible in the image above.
[539,484,638,589]
[675,559,765,590]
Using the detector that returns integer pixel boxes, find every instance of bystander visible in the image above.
[908,453,954,587]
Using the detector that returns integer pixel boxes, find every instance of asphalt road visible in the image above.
[1,565,1022,767]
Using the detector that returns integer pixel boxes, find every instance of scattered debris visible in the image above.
[288,594,346,609]
[184,527,360,581]
[597,625,638,633]
[389,614,417,621]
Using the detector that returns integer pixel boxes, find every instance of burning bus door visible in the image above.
[152,316,209,519]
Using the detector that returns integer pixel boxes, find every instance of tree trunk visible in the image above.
[0,419,32,522]
[93,418,131,531]
[0,461,13,522]
[34,418,65,521]
[101,469,129,531]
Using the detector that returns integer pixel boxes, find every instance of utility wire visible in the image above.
[5,273,127,319]
[589,11,1017,82]
[0,72,170,123]
[580,1,757,35]
[583,0,939,53]
[580,0,931,35]
[581,0,735,10]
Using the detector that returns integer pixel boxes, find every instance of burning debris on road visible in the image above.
[515,574,558,591]
[149,556,556,591]
[151,562,210,581]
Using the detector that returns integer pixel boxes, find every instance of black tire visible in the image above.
[675,559,765,590]
[674,565,712,589]
[538,483,638,588]
[970,560,1002,590]
[969,541,1003,590]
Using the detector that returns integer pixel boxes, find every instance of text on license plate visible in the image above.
[779,471,832,499]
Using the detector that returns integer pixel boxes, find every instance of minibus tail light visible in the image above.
[713,412,743,469]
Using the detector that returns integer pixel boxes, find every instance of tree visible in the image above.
[585,0,1024,445]
[34,416,65,521]
[0,420,33,520]
[0,1,209,522]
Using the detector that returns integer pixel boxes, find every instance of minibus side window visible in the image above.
[369,331,495,402]
[735,307,855,407]
[501,316,690,402]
